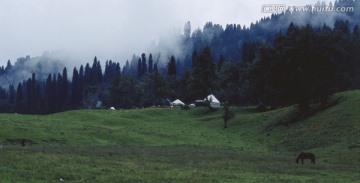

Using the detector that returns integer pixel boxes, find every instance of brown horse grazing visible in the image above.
[296,152,315,165]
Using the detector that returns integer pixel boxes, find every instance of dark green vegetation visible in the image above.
[2,20,360,114]
[0,90,359,182]
[0,0,359,115]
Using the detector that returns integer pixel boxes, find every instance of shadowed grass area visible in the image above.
[0,90,359,182]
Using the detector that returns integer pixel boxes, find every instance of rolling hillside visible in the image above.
[0,90,359,182]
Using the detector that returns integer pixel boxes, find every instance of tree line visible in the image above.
[0,19,359,114]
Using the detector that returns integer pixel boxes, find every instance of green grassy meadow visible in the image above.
[0,90,359,182]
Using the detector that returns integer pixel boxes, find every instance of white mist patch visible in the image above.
[0,54,65,87]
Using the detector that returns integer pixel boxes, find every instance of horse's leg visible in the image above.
[301,158,304,165]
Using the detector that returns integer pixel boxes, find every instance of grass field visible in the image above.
[0,90,359,182]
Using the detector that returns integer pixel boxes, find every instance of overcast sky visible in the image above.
[0,0,329,66]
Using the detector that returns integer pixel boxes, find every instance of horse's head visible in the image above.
[295,159,299,163]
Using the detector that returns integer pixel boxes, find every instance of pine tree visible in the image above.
[123,60,130,75]
[79,65,84,104]
[57,73,63,111]
[15,82,23,113]
[25,78,32,114]
[141,53,147,76]
[5,60,12,73]
[167,56,177,76]
[45,74,53,113]
[137,58,142,79]
[115,63,121,77]
[62,67,69,106]
[91,57,102,84]
[79,65,84,83]
[104,60,110,82]
[148,53,153,73]
[30,73,38,114]
[0,66,4,76]
[72,67,80,106]
[84,63,92,86]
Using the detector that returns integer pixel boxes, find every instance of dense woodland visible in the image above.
[0,0,359,114]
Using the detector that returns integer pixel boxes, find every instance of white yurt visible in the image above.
[171,99,185,107]
[205,94,221,108]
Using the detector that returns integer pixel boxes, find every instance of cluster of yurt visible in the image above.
[171,94,221,108]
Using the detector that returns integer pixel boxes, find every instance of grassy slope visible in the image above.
[0,90,359,182]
